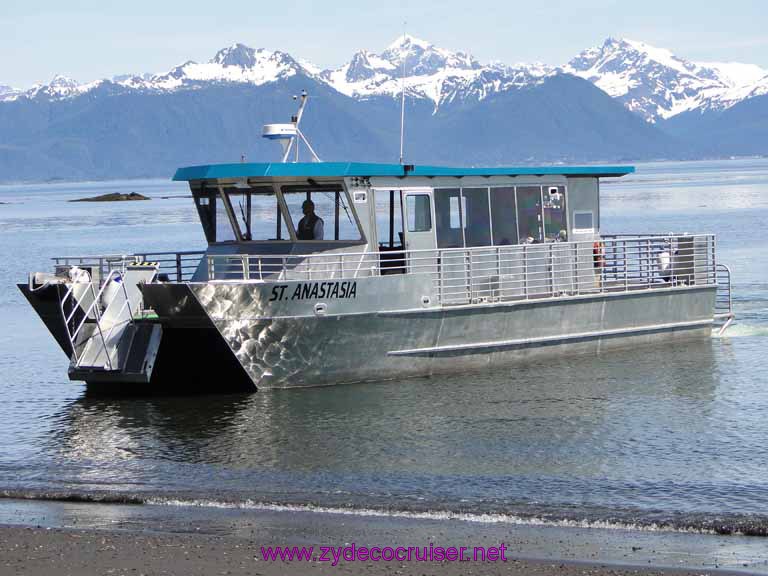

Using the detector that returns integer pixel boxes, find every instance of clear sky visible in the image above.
[2,0,767,87]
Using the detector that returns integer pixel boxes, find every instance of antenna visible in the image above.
[399,23,407,165]
[262,90,321,163]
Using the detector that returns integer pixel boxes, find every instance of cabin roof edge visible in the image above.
[172,162,635,182]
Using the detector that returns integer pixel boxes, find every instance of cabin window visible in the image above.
[435,187,495,248]
[215,189,238,242]
[516,186,543,243]
[573,211,594,233]
[374,189,404,248]
[435,188,463,248]
[543,186,568,241]
[282,185,363,242]
[406,194,432,232]
[462,187,491,247]
[490,187,518,246]
[193,186,216,243]
[223,186,290,242]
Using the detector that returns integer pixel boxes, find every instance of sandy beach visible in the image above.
[0,498,765,576]
[0,524,749,576]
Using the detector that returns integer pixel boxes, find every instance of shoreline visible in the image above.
[0,498,765,575]
[0,524,751,576]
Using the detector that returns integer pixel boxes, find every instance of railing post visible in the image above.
[438,249,443,304]
[496,246,501,301]
[573,242,579,295]
[669,236,675,286]
[623,240,628,291]
[176,253,182,282]
[523,245,528,300]
[549,244,555,297]
[646,239,651,288]
[242,255,249,280]
[207,256,214,280]
[466,250,472,302]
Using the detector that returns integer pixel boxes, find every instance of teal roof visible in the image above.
[173,162,634,181]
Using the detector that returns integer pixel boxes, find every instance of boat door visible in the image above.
[402,189,437,273]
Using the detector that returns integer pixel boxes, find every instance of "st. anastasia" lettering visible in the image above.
[268,281,357,302]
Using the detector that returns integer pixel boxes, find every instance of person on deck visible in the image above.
[297,200,324,240]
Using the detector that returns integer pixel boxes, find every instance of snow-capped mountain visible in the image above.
[0,44,312,102]
[118,43,309,92]
[0,85,20,100]
[2,35,766,122]
[24,74,104,100]
[320,35,553,109]
[0,36,553,112]
[563,37,768,121]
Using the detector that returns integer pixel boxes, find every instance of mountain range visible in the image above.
[1,35,766,181]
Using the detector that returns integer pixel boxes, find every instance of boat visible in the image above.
[18,95,735,393]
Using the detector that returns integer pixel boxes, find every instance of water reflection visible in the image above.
[51,341,721,498]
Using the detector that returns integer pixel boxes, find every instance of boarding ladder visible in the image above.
[714,263,734,335]
[59,262,162,382]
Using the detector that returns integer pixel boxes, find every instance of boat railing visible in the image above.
[52,250,205,282]
[207,234,718,306]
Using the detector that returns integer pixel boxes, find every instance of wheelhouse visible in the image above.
[174,162,631,281]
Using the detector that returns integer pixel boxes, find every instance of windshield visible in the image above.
[281,185,363,242]
[193,183,364,243]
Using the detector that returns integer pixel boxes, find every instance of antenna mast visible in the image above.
[399,23,407,165]
[261,91,321,163]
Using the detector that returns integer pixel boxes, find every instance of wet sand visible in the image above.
[0,497,765,575]
[0,524,744,576]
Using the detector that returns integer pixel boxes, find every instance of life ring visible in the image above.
[592,241,605,268]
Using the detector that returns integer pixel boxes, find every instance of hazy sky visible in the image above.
[3,0,768,87]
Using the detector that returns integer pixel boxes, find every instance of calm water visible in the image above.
[1,159,767,536]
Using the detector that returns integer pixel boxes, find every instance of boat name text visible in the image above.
[269,281,357,302]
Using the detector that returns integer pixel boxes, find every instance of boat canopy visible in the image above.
[173,162,635,182]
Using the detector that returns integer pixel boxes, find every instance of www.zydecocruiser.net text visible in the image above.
[260,543,509,565]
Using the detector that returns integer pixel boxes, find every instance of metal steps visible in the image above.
[61,263,163,383]
[714,263,734,335]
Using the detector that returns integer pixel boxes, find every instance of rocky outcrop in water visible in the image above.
[70,192,150,202]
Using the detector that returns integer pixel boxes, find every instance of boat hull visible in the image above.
[142,282,716,389]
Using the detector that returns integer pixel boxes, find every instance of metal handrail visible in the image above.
[59,269,102,365]
[206,234,719,306]
[62,269,135,370]
[714,263,734,335]
[53,250,206,282]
